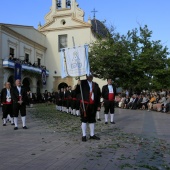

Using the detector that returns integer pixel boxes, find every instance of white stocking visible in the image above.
[89,123,95,136]
[21,116,26,127]
[96,111,100,119]
[3,118,6,124]
[111,114,114,122]
[105,114,108,122]
[14,117,18,127]
[81,123,86,136]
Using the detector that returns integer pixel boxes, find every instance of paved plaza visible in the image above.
[0,106,170,170]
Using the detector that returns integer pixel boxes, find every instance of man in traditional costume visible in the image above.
[1,82,14,126]
[11,79,28,130]
[102,78,117,124]
[76,74,101,142]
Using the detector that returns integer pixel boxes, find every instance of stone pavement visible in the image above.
[0,106,170,170]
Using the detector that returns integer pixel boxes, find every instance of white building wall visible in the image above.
[0,26,47,92]
[7,26,46,47]
[1,31,46,64]
[1,33,18,59]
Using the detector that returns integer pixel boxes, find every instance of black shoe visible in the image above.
[14,127,18,130]
[90,135,100,140]
[97,119,101,121]
[23,126,28,129]
[82,136,87,142]
[111,121,115,124]
[3,124,6,126]
[11,123,15,125]
[105,122,108,124]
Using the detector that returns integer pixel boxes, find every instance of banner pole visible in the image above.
[72,36,86,117]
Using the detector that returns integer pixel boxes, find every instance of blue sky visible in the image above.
[0,0,170,52]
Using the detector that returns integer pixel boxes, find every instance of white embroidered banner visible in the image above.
[60,45,90,78]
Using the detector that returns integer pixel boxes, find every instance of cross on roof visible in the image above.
[91,8,98,19]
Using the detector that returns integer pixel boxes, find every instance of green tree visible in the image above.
[89,24,169,92]
[89,26,131,87]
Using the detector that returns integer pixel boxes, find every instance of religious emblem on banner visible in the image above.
[60,45,90,78]
[71,51,82,69]
[14,63,22,80]
[42,69,46,85]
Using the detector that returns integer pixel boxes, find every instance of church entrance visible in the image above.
[8,75,15,87]
[22,77,31,92]
[37,80,42,94]
[36,80,42,103]
[58,82,68,90]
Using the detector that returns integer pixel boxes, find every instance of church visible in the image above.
[0,0,107,93]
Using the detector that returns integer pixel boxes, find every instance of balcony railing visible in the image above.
[3,59,49,76]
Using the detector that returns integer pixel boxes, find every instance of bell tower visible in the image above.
[52,0,57,11]
[52,0,71,10]
[41,0,85,27]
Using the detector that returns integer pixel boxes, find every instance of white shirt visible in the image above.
[87,80,92,92]
[108,85,113,93]
[17,86,21,95]
[6,89,11,98]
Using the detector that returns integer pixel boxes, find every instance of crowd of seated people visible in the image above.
[8,56,46,70]
[115,90,170,113]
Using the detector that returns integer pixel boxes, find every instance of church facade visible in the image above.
[0,0,106,93]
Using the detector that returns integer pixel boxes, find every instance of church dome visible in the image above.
[91,19,109,38]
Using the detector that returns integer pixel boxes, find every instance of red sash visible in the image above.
[3,100,12,104]
[18,95,22,101]
[108,93,114,101]
[80,100,90,104]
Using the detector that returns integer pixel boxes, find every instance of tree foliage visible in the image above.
[89,24,170,92]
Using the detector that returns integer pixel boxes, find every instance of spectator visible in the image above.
[124,95,130,109]
[136,95,143,109]
[153,94,166,112]
[162,93,170,113]
[140,95,149,110]
[147,94,156,111]
[118,94,125,108]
